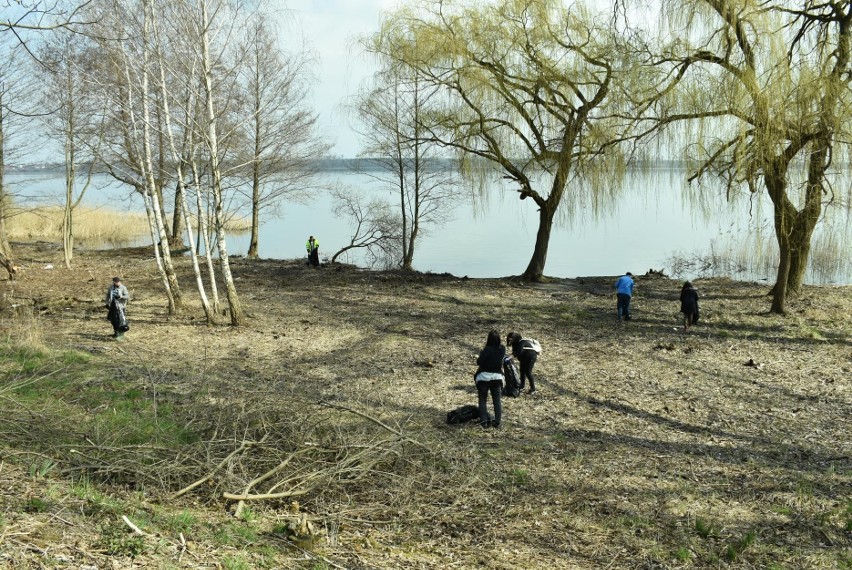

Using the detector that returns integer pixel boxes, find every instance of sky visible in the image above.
[284,0,400,158]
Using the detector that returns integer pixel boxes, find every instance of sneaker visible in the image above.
[528,388,537,395]
[491,423,501,429]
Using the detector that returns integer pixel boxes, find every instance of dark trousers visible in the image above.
[476,379,502,427]
[617,293,632,320]
[518,353,537,391]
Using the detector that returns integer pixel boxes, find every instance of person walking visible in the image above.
[305,235,320,266]
[614,272,635,321]
[506,332,540,394]
[679,281,700,332]
[105,276,130,339]
[474,330,505,428]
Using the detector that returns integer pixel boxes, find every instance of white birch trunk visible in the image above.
[141,0,182,313]
[199,0,243,326]
[149,3,215,324]
[119,38,175,313]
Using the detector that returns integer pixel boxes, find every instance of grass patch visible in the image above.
[97,521,145,557]
[213,523,259,547]
[724,530,756,562]
[695,517,719,538]
[221,554,252,570]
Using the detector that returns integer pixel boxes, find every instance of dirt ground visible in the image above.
[1,241,850,569]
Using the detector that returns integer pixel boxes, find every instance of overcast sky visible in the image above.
[286,1,400,157]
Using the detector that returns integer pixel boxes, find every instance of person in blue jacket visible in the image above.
[614,272,635,321]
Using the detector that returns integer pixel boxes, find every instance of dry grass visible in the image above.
[0,241,850,569]
[6,205,253,245]
[6,206,150,244]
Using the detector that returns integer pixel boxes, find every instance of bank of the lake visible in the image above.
[1,241,849,569]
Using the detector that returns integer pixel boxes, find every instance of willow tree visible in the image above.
[645,0,852,313]
[373,0,644,281]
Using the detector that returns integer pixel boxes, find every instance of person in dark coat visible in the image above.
[679,281,699,332]
[105,276,130,339]
[507,332,539,394]
[474,330,505,428]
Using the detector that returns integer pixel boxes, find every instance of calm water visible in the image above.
[7,169,851,284]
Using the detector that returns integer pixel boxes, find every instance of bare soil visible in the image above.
[1,241,850,569]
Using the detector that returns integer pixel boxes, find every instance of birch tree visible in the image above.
[195,0,244,325]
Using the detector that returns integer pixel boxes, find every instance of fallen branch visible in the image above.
[318,401,429,451]
[172,435,267,498]
[223,488,312,501]
[122,515,147,536]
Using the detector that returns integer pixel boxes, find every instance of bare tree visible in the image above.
[1,1,97,61]
[38,31,103,268]
[237,16,328,259]
[352,59,457,271]
[330,188,402,269]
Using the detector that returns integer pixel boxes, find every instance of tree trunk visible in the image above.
[201,0,243,326]
[170,179,186,249]
[0,92,15,280]
[140,0,181,313]
[786,143,827,293]
[521,204,556,282]
[247,158,260,258]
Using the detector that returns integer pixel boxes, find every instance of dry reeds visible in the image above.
[6,206,150,244]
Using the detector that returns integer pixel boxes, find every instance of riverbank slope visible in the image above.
[1,241,849,569]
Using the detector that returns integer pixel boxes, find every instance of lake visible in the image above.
[7,168,851,284]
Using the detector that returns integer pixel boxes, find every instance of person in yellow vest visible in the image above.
[306,235,320,266]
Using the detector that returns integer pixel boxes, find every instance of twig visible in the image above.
[319,400,430,451]
[122,515,147,536]
[233,449,306,518]
[223,488,311,501]
[172,435,267,498]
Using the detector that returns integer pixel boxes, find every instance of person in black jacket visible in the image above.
[679,281,699,332]
[474,330,505,428]
[507,332,539,394]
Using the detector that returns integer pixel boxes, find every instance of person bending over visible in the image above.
[507,331,539,394]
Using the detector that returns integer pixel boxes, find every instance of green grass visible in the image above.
[23,497,49,513]
[695,517,718,538]
[724,530,756,562]
[221,555,252,570]
[508,468,529,487]
[213,522,259,546]
[674,546,691,562]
